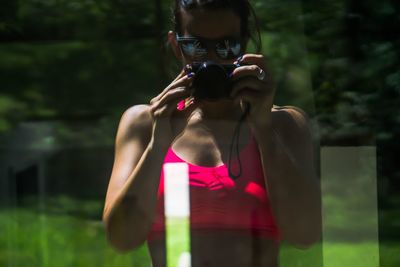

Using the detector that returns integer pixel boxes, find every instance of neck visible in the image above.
[193,99,243,121]
[186,100,250,147]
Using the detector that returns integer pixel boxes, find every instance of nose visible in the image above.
[203,48,233,64]
[196,42,223,63]
[202,47,220,62]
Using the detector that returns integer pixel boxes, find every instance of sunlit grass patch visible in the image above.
[0,196,152,267]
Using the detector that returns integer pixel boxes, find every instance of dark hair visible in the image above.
[173,0,262,52]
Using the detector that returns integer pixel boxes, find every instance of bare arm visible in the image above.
[103,72,195,252]
[102,105,168,252]
[230,54,321,247]
[255,106,322,247]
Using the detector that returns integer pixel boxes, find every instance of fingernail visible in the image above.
[187,72,194,78]
[177,100,185,111]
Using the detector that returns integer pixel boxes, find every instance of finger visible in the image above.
[230,65,266,82]
[176,96,195,111]
[230,76,264,98]
[150,72,194,104]
[152,87,193,113]
[172,69,187,83]
[152,73,193,104]
[172,96,197,118]
[154,95,196,119]
[235,53,266,68]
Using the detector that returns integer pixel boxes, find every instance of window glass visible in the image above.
[0,1,397,267]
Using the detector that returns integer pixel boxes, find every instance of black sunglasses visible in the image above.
[176,35,242,60]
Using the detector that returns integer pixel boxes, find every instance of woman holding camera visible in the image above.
[103,0,321,266]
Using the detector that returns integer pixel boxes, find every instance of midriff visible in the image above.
[148,229,279,267]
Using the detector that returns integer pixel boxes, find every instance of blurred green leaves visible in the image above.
[0,0,398,194]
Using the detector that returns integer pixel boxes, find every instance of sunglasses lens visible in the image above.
[178,36,242,60]
[216,39,241,59]
[180,39,207,59]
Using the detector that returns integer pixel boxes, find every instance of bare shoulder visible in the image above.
[271,105,312,135]
[116,104,153,147]
[104,105,154,221]
[270,106,316,179]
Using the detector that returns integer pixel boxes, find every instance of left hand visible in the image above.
[230,53,275,129]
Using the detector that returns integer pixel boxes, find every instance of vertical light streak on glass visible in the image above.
[38,160,49,267]
[321,147,380,267]
[164,163,191,267]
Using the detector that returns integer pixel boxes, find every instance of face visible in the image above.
[172,8,244,64]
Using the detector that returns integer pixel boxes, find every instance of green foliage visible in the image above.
[2,0,398,141]
[2,0,156,40]
[0,40,160,119]
[1,0,168,136]
[0,95,27,131]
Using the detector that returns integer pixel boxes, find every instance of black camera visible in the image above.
[185,61,240,100]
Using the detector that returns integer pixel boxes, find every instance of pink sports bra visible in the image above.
[147,134,281,241]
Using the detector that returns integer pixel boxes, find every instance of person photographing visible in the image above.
[103,0,321,266]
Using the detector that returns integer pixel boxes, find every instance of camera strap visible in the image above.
[228,104,250,180]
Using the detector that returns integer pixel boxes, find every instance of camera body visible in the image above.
[185,61,240,100]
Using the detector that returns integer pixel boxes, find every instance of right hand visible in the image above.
[149,70,196,147]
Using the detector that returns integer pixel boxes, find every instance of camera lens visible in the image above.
[192,61,231,100]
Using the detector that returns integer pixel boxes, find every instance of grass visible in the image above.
[1,196,399,267]
[280,241,399,267]
[0,196,152,267]
[166,217,190,267]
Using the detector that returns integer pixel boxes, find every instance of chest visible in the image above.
[158,142,274,229]
[171,122,252,168]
